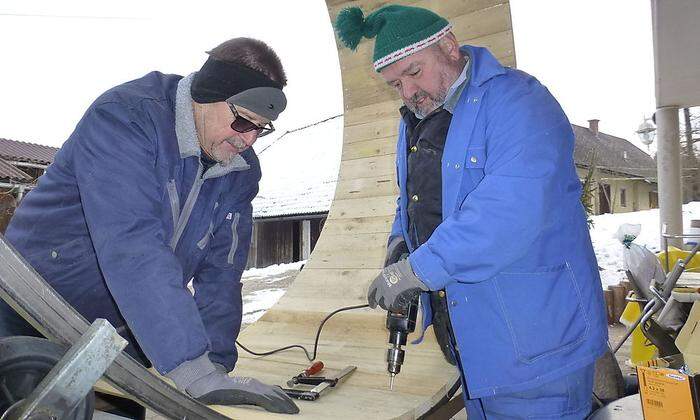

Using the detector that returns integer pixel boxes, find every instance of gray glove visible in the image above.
[166,353,299,414]
[384,236,409,267]
[367,258,429,313]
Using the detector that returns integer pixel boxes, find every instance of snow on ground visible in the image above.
[241,289,287,325]
[240,261,305,327]
[242,261,305,281]
[591,202,700,287]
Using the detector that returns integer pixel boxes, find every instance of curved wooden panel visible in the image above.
[216,1,515,418]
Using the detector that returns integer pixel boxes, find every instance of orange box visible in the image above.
[637,365,698,419]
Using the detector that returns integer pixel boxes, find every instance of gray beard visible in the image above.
[209,137,246,165]
[408,90,447,120]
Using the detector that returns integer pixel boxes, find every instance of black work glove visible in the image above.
[368,258,429,313]
[384,236,409,267]
[166,353,299,414]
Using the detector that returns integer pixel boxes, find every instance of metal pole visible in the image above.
[656,106,683,249]
[6,319,127,420]
[16,186,25,202]
[301,219,312,260]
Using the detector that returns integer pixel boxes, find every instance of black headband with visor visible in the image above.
[190,57,287,121]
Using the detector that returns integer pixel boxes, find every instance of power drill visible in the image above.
[385,296,419,390]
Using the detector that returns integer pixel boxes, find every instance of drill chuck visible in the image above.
[387,343,405,375]
[384,298,419,388]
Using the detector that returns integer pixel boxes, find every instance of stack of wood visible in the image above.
[603,280,633,325]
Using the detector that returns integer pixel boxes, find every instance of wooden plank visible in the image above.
[327,195,398,219]
[343,118,399,143]
[320,215,394,235]
[305,232,389,269]
[342,136,397,160]
[333,175,397,201]
[337,155,396,180]
[344,99,403,126]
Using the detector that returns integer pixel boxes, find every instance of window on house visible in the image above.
[620,188,627,207]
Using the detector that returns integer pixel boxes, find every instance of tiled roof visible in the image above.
[0,158,32,183]
[0,138,59,165]
[573,125,656,179]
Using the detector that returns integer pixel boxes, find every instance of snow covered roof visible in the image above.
[252,115,343,219]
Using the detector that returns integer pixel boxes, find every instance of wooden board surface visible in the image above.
[97,1,514,418]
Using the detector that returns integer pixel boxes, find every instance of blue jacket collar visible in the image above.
[461,45,507,87]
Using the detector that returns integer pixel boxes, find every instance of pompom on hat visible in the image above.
[335,5,452,72]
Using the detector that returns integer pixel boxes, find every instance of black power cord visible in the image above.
[235,303,370,361]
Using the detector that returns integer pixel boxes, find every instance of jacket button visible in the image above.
[411,194,419,202]
[438,290,445,298]
[410,145,418,153]
[51,251,58,259]
[470,156,478,164]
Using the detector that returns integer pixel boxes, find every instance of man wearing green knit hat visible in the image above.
[336,5,607,419]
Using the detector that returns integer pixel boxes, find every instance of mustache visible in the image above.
[408,90,431,106]
[226,137,247,150]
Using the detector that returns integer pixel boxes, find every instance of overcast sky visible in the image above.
[0,0,655,151]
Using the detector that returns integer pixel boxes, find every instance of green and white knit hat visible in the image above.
[335,5,452,72]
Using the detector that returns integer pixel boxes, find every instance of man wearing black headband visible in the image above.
[2,38,299,414]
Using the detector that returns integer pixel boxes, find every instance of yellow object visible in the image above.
[637,365,697,420]
[620,301,657,364]
[658,246,700,273]
[676,301,700,374]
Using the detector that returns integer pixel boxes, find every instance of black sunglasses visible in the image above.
[228,103,275,138]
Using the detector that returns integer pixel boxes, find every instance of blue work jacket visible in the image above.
[390,47,608,398]
[5,72,260,374]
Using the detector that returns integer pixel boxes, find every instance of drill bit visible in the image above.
[389,373,395,391]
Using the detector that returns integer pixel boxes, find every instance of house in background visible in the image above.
[574,120,658,214]
[0,138,58,200]
[247,114,343,268]
[0,138,58,232]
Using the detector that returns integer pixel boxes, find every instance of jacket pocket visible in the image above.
[494,262,589,364]
[28,236,94,270]
[196,221,215,250]
[456,147,486,210]
[196,202,219,250]
[226,212,241,264]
